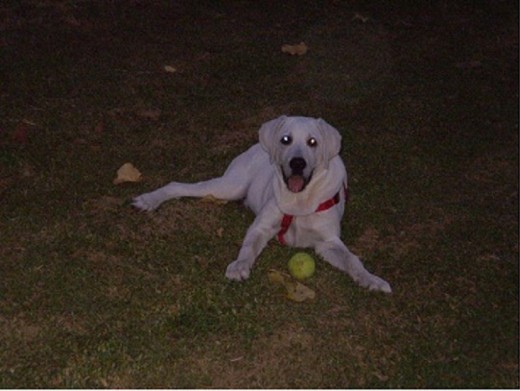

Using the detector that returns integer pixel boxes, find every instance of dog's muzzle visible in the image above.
[283,157,313,193]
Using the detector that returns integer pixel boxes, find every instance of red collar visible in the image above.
[277,185,348,245]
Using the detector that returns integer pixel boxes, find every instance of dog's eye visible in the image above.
[307,137,318,147]
[280,135,292,145]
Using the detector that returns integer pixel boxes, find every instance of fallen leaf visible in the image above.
[285,280,316,302]
[113,163,143,185]
[164,65,177,73]
[477,253,501,262]
[268,269,287,285]
[352,12,370,23]
[65,15,81,27]
[281,41,308,56]
[201,194,228,205]
[267,269,316,302]
[21,163,35,178]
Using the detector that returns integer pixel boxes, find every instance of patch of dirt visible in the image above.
[80,193,233,247]
[0,316,41,343]
[52,313,90,337]
[182,323,320,388]
[353,226,381,254]
[135,200,229,242]
[82,195,125,214]
[353,210,454,259]
[179,315,403,388]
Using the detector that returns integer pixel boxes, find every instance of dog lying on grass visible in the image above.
[133,116,391,293]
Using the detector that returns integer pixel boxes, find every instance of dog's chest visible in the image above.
[278,210,341,248]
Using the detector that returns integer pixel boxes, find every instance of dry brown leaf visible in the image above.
[200,195,228,205]
[268,269,287,285]
[267,269,316,302]
[285,280,316,302]
[281,41,308,56]
[164,65,177,73]
[352,12,370,23]
[113,163,142,185]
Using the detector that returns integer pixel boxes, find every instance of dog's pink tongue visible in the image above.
[288,175,305,193]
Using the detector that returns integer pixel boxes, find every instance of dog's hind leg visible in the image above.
[133,144,265,211]
[132,176,248,211]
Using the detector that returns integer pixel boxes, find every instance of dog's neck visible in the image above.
[274,157,346,216]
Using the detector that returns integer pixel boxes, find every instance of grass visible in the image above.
[0,0,518,388]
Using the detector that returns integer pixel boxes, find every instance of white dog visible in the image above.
[133,116,391,293]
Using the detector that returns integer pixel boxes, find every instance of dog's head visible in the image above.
[259,116,342,193]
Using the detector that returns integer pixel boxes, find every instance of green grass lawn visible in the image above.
[1,1,518,387]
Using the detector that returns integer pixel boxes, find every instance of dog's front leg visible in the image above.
[315,237,392,293]
[225,203,281,281]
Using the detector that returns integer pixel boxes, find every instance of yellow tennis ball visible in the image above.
[288,252,316,280]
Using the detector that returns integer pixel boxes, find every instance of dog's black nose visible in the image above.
[289,157,306,172]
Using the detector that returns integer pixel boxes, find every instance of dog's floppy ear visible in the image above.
[317,118,342,167]
[259,115,287,163]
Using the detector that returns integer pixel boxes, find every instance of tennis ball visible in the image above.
[288,252,316,280]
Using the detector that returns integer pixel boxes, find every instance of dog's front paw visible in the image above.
[132,193,162,211]
[356,272,392,294]
[225,259,253,281]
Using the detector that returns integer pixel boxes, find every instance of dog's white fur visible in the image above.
[133,116,391,293]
